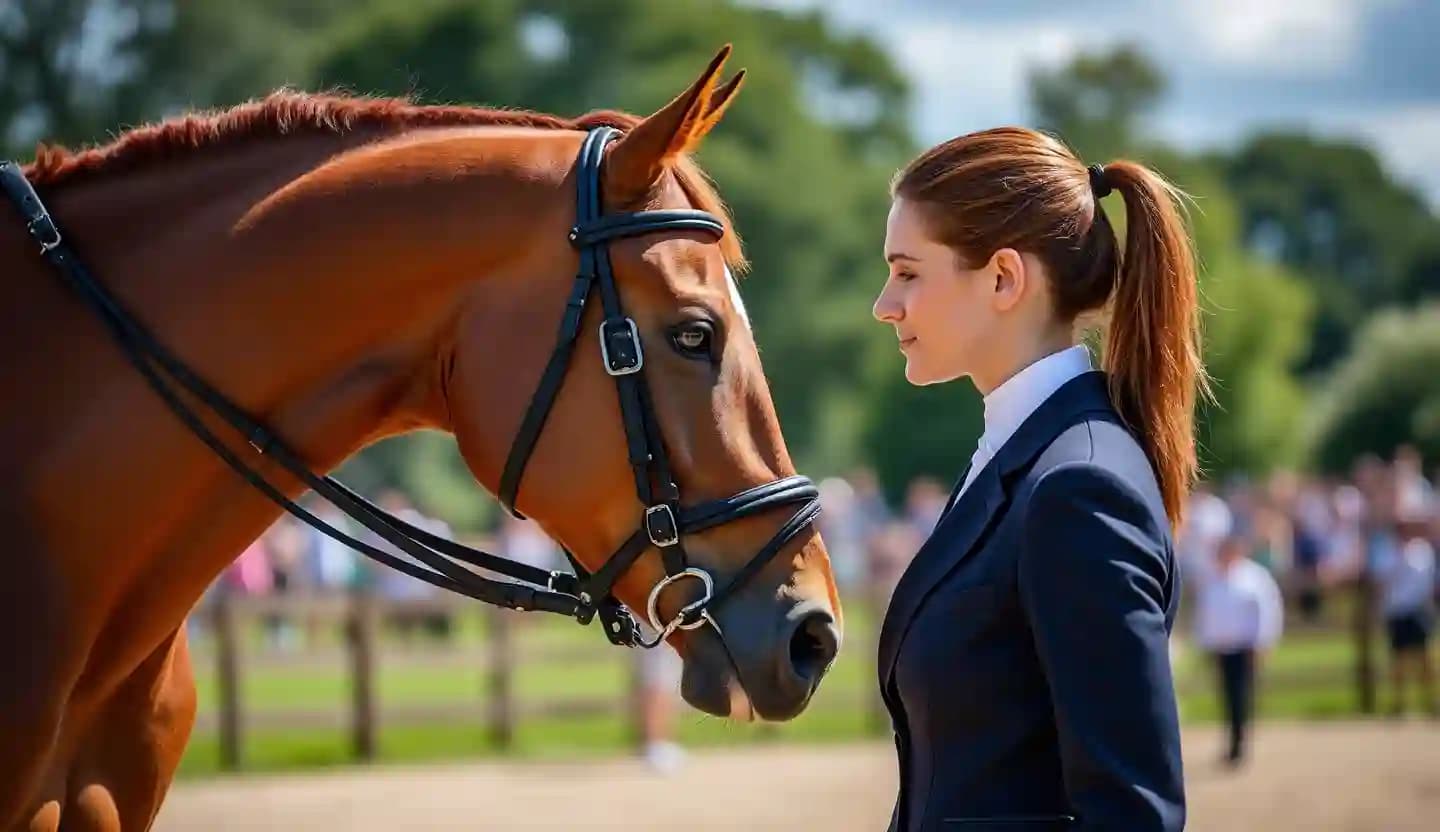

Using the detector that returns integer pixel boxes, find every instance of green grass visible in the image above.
[177,600,1378,778]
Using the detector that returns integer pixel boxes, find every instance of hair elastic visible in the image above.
[1087,163,1113,199]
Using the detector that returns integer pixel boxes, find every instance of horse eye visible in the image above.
[671,322,714,358]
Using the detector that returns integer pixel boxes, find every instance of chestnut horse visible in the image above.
[0,47,840,830]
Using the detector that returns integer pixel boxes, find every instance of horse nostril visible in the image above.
[788,611,839,684]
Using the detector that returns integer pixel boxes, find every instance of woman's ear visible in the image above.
[988,247,1027,312]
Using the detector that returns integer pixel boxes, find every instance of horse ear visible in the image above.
[604,45,739,202]
[689,70,745,145]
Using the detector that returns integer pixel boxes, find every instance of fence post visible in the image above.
[487,606,515,749]
[628,647,645,752]
[1353,573,1377,713]
[349,590,378,761]
[866,590,890,735]
[213,590,243,771]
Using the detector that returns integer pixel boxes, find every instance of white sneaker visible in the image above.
[643,740,686,774]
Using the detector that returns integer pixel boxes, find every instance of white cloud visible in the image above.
[1154,102,1440,207]
[739,0,1439,208]
[885,19,1097,139]
[1317,103,1440,205]
[1174,0,1374,75]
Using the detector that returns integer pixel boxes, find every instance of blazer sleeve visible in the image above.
[1017,461,1186,832]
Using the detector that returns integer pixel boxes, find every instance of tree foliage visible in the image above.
[1220,133,1440,370]
[4,5,1431,520]
[1306,304,1440,472]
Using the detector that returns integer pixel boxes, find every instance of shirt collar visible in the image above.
[978,344,1093,456]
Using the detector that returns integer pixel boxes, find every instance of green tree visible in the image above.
[0,1,361,159]
[1306,304,1440,472]
[1028,45,1163,163]
[1031,45,1314,478]
[1220,133,1440,370]
[311,0,916,491]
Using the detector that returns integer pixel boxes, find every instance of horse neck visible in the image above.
[18,128,564,646]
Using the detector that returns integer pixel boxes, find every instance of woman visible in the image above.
[872,128,1204,831]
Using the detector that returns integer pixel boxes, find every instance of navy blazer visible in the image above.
[877,371,1185,831]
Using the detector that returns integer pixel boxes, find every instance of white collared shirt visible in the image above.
[1194,558,1284,651]
[956,344,1094,498]
[1377,538,1437,617]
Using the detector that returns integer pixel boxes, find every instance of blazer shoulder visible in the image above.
[1018,416,1167,533]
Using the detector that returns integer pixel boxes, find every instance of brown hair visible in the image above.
[891,127,1209,529]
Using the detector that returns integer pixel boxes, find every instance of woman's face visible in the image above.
[873,197,1000,386]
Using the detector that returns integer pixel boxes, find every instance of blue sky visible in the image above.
[749,0,1440,208]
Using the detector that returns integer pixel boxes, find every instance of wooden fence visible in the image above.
[196,589,887,770]
[195,584,1371,772]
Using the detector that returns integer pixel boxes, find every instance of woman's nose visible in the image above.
[873,284,901,323]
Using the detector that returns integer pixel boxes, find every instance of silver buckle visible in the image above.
[644,567,715,639]
[645,504,680,548]
[27,215,61,253]
[599,317,644,376]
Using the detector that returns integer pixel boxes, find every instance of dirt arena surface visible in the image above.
[155,721,1439,830]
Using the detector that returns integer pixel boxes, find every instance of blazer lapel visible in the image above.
[876,371,1116,690]
[877,457,1005,689]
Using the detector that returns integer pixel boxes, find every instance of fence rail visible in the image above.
[196,589,887,770]
[194,585,1369,772]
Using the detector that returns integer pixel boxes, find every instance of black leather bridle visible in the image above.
[0,126,820,649]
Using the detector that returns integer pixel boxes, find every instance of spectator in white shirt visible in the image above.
[1178,484,1232,587]
[1377,512,1437,717]
[1193,533,1284,767]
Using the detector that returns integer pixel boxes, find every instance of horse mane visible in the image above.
[23,89,745,269]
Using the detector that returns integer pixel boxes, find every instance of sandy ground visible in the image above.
[154,721,1439,830]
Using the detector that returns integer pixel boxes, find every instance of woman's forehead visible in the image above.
[885,199,932,247]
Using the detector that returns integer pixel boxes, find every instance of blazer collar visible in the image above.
[877,371,1116,690]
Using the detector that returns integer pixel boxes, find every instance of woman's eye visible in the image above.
[897,270,917,282]
[671,323,714,358]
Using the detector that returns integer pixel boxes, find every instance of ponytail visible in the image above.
[1098,161,1209,529]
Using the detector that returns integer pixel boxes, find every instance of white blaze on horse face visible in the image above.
[725,264,751,332]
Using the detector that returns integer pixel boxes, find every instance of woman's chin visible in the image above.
[904,363,942,386]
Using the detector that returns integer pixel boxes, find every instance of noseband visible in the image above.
[0,127,820,649]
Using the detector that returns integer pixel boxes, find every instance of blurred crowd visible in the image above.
[1173,445,1439,764]
[823,448,1439,768]
[200,447,1438,770]
[207,489,569,648]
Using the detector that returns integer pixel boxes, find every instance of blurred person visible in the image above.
[634,637,686,774]
[871,129,1199,829]
[867,520,922,606]
[903,475,948,539]
[366,489,454,642]
[1193,533,1283,768]
[1289,480,1332,621]
[1325,482,1368,583]
[849,466,894,537]
[1393,444,1435,520]
[263,516,311,651]
[1376,511,1438,717]
[1223,476,1259,540]
[497,511,561,574]
[303,493,359,593]
[494,514,564,642]
[226,532,274,597]
[817,475,866,593]
[1249,499,1292,576]
[193,531,273,644]
[848,467,897,602]
[1178,481,1232,579]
